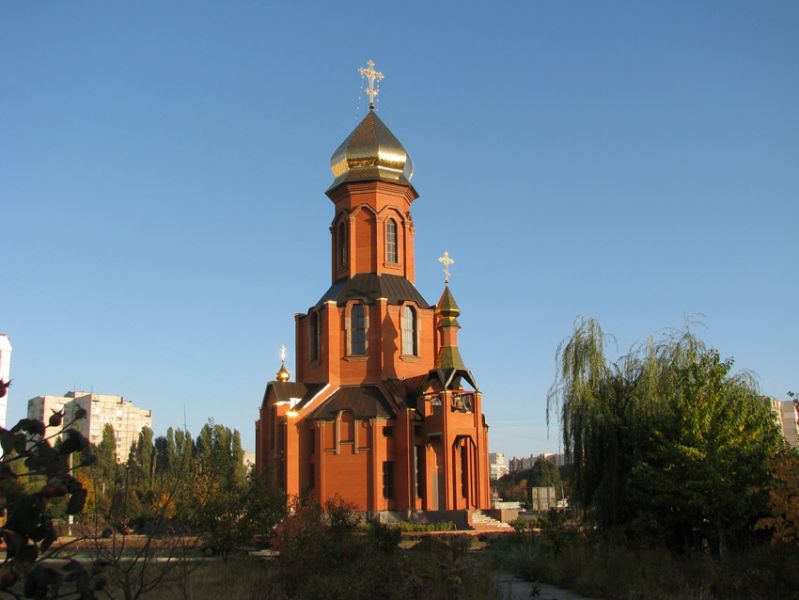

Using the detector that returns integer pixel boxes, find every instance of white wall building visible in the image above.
[0,334,12,428]
[28,394,70,432]
[489,452,509,480]
[771,398,798,448]
[509,452,566,473]
[28,391,152,462]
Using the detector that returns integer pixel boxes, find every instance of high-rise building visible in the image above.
[489,452,509,480]
[256,62,491,516]
[771,397,798,448]
[28,391,152,462]
[27,394,70,433]
[0,334,12,428]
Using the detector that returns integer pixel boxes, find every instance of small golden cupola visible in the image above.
[328,60,414,191]
[275,345,291,382]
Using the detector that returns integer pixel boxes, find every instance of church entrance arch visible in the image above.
[428,438,445,511]
[453,435,478,510]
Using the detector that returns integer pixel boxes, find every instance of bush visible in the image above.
[396,520,456,532]
[268,500,500,599]
[488,526,799,600]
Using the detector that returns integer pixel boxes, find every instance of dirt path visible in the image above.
[494,572,595,600]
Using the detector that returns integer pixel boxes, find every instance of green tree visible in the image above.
[528,458,562,499]
[547,318,783,551]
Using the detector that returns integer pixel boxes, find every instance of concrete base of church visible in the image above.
[370,509,484,530]
[486,507,520,523]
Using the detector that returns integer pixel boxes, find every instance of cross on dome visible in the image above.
[280,345,287,362]
[358,59,384,110]
[438,251,455,285]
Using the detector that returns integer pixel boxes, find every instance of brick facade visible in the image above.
[255,109,490,515]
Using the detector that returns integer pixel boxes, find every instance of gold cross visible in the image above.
[280,345,287,362]
[438,251,455,285]
[358,59,384,110]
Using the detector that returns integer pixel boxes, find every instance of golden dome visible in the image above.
[276,362,290,382]
[329,111,414,191]
[436,286,461,330]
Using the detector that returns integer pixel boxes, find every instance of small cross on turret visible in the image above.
[438,251,455,285]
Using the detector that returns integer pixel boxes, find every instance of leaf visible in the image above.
[12,418,45,436]
[0,431,15,455]
[67,488,87,515]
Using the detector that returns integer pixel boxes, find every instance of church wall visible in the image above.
[353,208,375,274]
[324,442,371,510]
[297,309,331,385]
[299,425,315,495]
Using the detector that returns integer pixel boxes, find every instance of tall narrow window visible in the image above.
[383,461,394,499]
[460,445,468,498]
[385,218,398,263]
[337,221,347,268]
[402,306,417,356]
[351,303,367,355]
[309,312,319,362]
[414,445,425,499]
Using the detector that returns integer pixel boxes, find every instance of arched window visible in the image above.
[309,312,319,362]
[337,221,347,268]
[402,305,417,356]
[385,218,398,263]
[351,303,367,355]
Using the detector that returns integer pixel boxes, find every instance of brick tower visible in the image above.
[256,62,490,518]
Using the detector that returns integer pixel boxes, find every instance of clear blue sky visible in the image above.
[2,2,797,459]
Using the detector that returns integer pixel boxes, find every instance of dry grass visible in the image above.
[137,557,271,600]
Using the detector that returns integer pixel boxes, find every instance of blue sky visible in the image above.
[2,2,797,458]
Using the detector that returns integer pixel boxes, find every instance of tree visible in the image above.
[0,387,95,598]
[528,458,562,499]
[756,450,799,545]
[547,318,783,552]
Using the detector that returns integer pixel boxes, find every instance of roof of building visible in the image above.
[328,111,414,191]
[262,381,325,409]
[309,385,395,421]
[404,368,480,396]
[315,273,430,309]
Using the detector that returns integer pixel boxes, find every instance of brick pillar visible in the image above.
[285,415,300,501]
[441,392,453,510]
[317,422,327,502]
[395,409,413,510]
[370,418,387,512]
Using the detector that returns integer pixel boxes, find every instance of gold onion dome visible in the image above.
[329,110,414,191]
[436,286,461,329]
[437,286,460,317]
[276,362,290,383]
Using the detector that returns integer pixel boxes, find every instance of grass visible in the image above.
[487,530,799,600]
[137,557,270,599]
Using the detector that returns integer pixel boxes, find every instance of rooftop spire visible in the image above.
[358,59,384,110]
[275,344,290,382]
[438,251,455,285]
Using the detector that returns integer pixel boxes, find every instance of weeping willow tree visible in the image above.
[547,317,783,551]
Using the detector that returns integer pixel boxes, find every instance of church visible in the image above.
[255,62,490,519]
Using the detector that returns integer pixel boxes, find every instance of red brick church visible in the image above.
[255,63,490,517]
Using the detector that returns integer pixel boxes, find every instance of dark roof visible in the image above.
[314,273,430,309]
[309,385,395,421]
[261,381,325,409]
[403,368,480,397]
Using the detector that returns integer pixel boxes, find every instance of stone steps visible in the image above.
[470,510,512,529]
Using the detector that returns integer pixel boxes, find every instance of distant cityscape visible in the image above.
[3,330,797,478]
[28,391,152,463]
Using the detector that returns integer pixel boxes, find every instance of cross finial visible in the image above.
[358,59,384,110]
[280,345,287,362]
[438,251,455,285]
